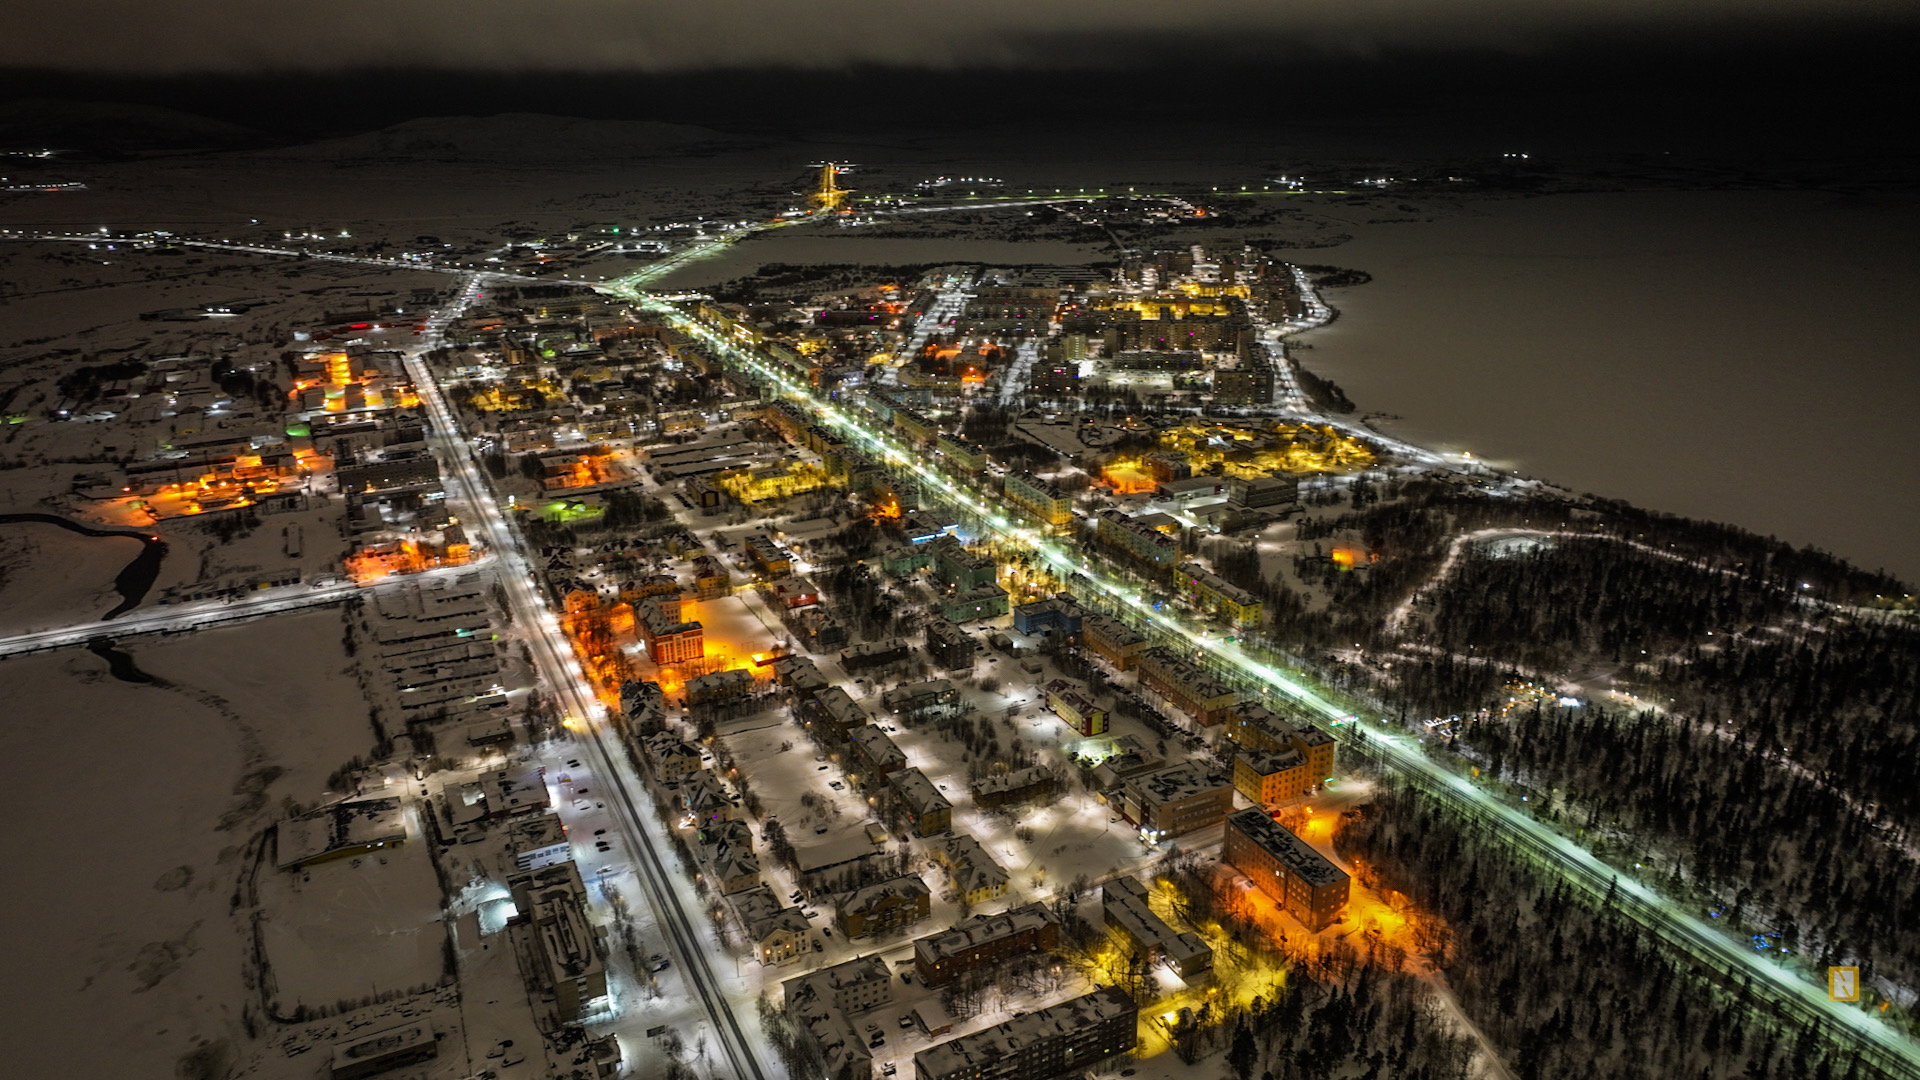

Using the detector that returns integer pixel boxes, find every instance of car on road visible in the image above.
[898,1016,914,1028]
[649,959,671,973]
[595,841,611,852]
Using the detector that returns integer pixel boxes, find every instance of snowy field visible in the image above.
[0,608,383,1079]
[259,820,446,1014]
[0,519,144,630]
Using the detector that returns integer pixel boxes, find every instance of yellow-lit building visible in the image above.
[1003,472,1074,530]
[1177,562,1264,628]
[1232,749,1310,806]
[1225,703,1336,785]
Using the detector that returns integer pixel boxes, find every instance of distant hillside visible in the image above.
[268,112,754,165]
[0,99,258,153]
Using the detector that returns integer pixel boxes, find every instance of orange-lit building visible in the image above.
[1223,808,1349,931]
[1082,613,1146,671]
[640,598,705,665]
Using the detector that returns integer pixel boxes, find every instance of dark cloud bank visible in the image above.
[0,2,1910,158]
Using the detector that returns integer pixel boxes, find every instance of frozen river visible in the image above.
[1293,189,1920,586]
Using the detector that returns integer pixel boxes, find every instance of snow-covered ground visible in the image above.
[0,519,145,630]
[258,821,446,1013]
[0,607,380,1078]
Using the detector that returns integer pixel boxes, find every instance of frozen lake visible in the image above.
[1294,190,1920,586]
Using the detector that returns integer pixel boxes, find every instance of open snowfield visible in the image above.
[259,821,446,1013]
[0,608,383,1078]
[0,518,142,630]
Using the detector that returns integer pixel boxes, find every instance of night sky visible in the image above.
[0,1,1913,150]
[0,0,1912,73]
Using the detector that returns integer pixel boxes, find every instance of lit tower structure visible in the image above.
[808,162,853,213]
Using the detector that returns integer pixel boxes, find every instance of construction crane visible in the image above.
[807,162,854,213]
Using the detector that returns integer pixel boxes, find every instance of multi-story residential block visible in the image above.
[1213,360,1274,406]
[690,554,732,598]
[889,767,953,836]
[785,955,891,1080]
[640,730,705,783]
[912,902,1059,988]
[510,862,608,1023]
[1175,561,1264,628]
[1095,508,1180,567]
[685,667,753,706]
[1082,613,1146,671]
[1102,875,1212,979]
[930,537,998,591]
[1004,472,1074,530]
[1044,677,1108,736]
[880,543,933,577]
[1224,702,1337,785]
[848,724,908,786]
[913,986,1136,1080]
[896,409,937,447]
[784,953,894,1014]
[674,769,734,826]
[1136,646,1239,725]
[941,584,1009,623]
[924,620,978,670]
[741,531,793,577]
[773,655,830,693]
[803,685,872,738]
[841,640,914,672]
[1223,808,1350,931]
[835,875,933,938]
[1225,473,1298,509]
[733,884,813,966]
[1012,594,1084,636]
[1232,748,1310,806]
[934,431,988,472]
[881,679,957,719]
[928,834,1009,906]
[1113,761,1234,841]
[696,818,761,894]
[970,765,1057,809]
